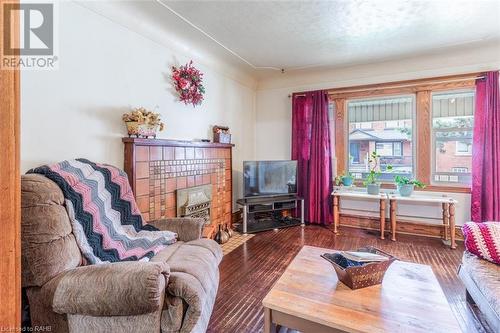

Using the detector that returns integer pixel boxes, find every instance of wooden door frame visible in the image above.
[0,0,21,329]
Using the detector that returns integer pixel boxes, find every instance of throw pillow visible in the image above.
[462,221,500,265]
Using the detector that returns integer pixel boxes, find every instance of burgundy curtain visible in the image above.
[471,71,500,222]
[292,90,333,224]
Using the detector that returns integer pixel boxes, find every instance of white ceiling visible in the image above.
[160,0,500,72]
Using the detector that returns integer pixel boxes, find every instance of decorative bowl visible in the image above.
[321,247,397,289]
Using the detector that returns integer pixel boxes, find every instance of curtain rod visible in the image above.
[288,75,485,98]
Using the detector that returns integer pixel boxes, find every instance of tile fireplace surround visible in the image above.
[123,138,233,238]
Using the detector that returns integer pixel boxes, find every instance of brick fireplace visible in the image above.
[123,138,233,238]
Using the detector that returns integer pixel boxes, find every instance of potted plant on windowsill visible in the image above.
[364,171,381,195]
[341,172,354,186]
[363,152,392,195]
[394,176,426,197]
[335,172,354,187]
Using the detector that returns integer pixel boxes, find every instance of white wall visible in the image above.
[21,1,256,204]
[21,1,500,224]
[255,41,500,226]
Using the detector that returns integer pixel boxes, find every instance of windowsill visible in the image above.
[350,181,471,194]
[376,156,403,158]
[416,185,471,194]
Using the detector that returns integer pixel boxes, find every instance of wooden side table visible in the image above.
[332,191,388,239]
[388,194,458,249]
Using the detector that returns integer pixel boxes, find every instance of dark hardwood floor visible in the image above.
[207,225,489,333]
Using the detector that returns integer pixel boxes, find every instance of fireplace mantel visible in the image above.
[123,137,233,238]
[122,137,234,148]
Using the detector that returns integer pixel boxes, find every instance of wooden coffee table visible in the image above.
[262,246,461,333]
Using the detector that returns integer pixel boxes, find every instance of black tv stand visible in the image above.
[236,195,304,234]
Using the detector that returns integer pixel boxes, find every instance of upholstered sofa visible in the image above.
[21,174,222,333]
[458,251,500,332]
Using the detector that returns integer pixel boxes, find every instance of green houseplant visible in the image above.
[334,175,342,186]
[340,171,354,186]
[341,172,354,186]
[394,176,425,197]
[363,152,392,195]
[364,170,382,195]
[334,171,354,187]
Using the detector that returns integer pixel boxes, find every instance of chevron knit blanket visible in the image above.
[462,221,500,265]
[29,159,177,264]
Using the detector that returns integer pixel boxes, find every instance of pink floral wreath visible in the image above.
[171,61,205,107]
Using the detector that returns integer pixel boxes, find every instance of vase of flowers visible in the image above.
[394,176,426,197]
[122,107,165,138]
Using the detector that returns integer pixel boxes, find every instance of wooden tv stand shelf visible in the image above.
[236,195,304,234]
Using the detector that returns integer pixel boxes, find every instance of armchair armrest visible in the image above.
[148,218,204,242]
[51,261,169,316]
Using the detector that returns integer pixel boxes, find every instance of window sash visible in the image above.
[346,94,415,180]
[431,90,475,186]
[375,142,403,157]
[393,142,402,156]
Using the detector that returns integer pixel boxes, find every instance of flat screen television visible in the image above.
[243,160,297,198]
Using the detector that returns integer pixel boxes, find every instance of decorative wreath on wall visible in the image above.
[171,60,205,107]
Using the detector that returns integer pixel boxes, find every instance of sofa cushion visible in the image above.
[52,261,169,316]
[152,239,222,333]
[462,221,500,264]
[461,251,500,316]
[21,174,82,287]
[151,242,183,264]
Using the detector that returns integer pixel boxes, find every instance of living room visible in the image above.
[1,1,499,333]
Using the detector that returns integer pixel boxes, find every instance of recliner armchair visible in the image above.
[21,174,222,333]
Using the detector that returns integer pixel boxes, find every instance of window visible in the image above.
[385,120,398,128]
[376,142,393,156]
[393,142,402,156]
[385,120,406,128]
[376,142,403,157]
[330,74,478,192]
[432,90,474,185]
[347,96,414,181]
[354,123,373,129]
[456,141,472,155]
[350,142,360,163]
